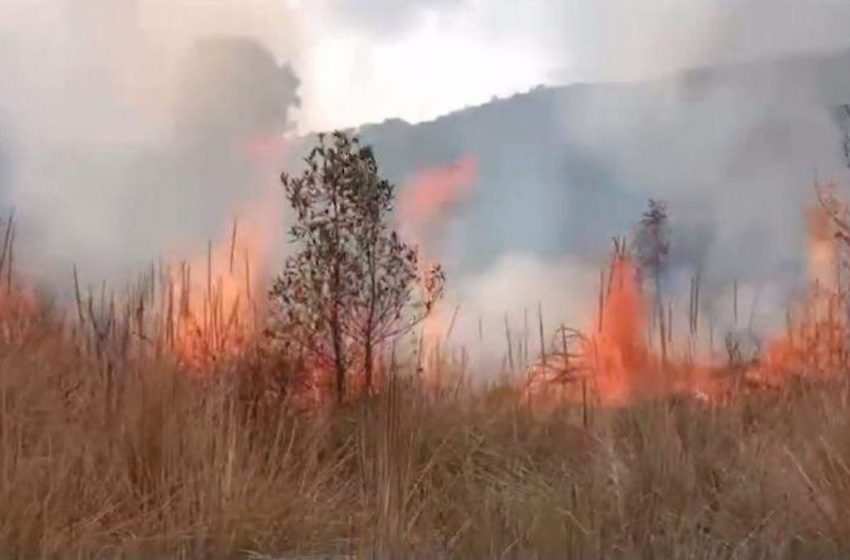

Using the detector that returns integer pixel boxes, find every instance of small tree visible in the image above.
[634,199,671,358]
[635,199,671,297]
[269,131,443,402]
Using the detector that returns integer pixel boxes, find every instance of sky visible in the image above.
[292,0,850,130]
[255,0,850,130]
[4,0,849,133]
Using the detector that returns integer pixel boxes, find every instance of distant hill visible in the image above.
[288,48,850,311]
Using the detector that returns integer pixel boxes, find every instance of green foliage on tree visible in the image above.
[269,131,444,403]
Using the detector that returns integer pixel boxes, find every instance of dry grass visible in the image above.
[1,289,850,560]
[0,211,846,558]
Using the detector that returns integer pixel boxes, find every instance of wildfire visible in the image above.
[588,254,651,404]
[397,155,477,245]
[397,156,477,387]
[748,203,845,383]
[524,253,659,407]
[524,195,850,408]
[167,132,286,365]
[806,204,837,293]
[2,128,845,406]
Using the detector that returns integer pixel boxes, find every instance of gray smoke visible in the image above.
[332,49,850,366]
[0,4,299,289]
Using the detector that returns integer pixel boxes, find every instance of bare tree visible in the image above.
[269,131,443,402]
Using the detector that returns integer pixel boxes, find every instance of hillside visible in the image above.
[289,48,850,316]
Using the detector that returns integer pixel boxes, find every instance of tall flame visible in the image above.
[169,132,286,364]
[397,156,477,248]
[588,255,650,404]
[398,156,477,387]
[525,198,850,408]
[806,204,836,292]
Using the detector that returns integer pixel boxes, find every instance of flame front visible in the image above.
[806,204,836,292]
[398,156,477,249]
[398,156,477,386]
[168,132,286,365]
[588,255,650,404]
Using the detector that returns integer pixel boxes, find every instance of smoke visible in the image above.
[461,254,600,370]
[321,0,465,35]
[344,1,850,359]
[176,38,299,138]
[562,51,850,327]
[0,1,299,289]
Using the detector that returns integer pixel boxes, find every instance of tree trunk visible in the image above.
[331,314,346,404]
[331,252,346,404]
[329,182,346,405]
[364,337,373,395]
[655,273,667,365]
[364,241,378,395]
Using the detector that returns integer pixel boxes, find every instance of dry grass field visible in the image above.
[1,233,849,560]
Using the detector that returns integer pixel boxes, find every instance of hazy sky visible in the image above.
[236,0,850,130]
[5,0,850,132]
[273,0,850,130]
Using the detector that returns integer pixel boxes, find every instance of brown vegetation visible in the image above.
[2,262,850,559]
[2,147,850,557]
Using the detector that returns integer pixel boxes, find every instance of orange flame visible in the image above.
[525,199,850,408]
[744,204,842,380]
[588,255,651,404]
[398,156,477,244]
[523,251,732,406]
[397,156,476,388]
[169,133,285,365]
[523,254,656,407]
[806,204,836,293]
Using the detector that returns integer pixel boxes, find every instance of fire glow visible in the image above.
[152,132,287,365]
[397,156,478,386]
[397,155,477,246]
[524,199,848,407]
[1,139,843,407]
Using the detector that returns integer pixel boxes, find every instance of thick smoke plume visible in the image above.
[0,2,299,292]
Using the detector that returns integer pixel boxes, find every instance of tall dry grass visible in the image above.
[2,287,850,560]
[2,204,850,558]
